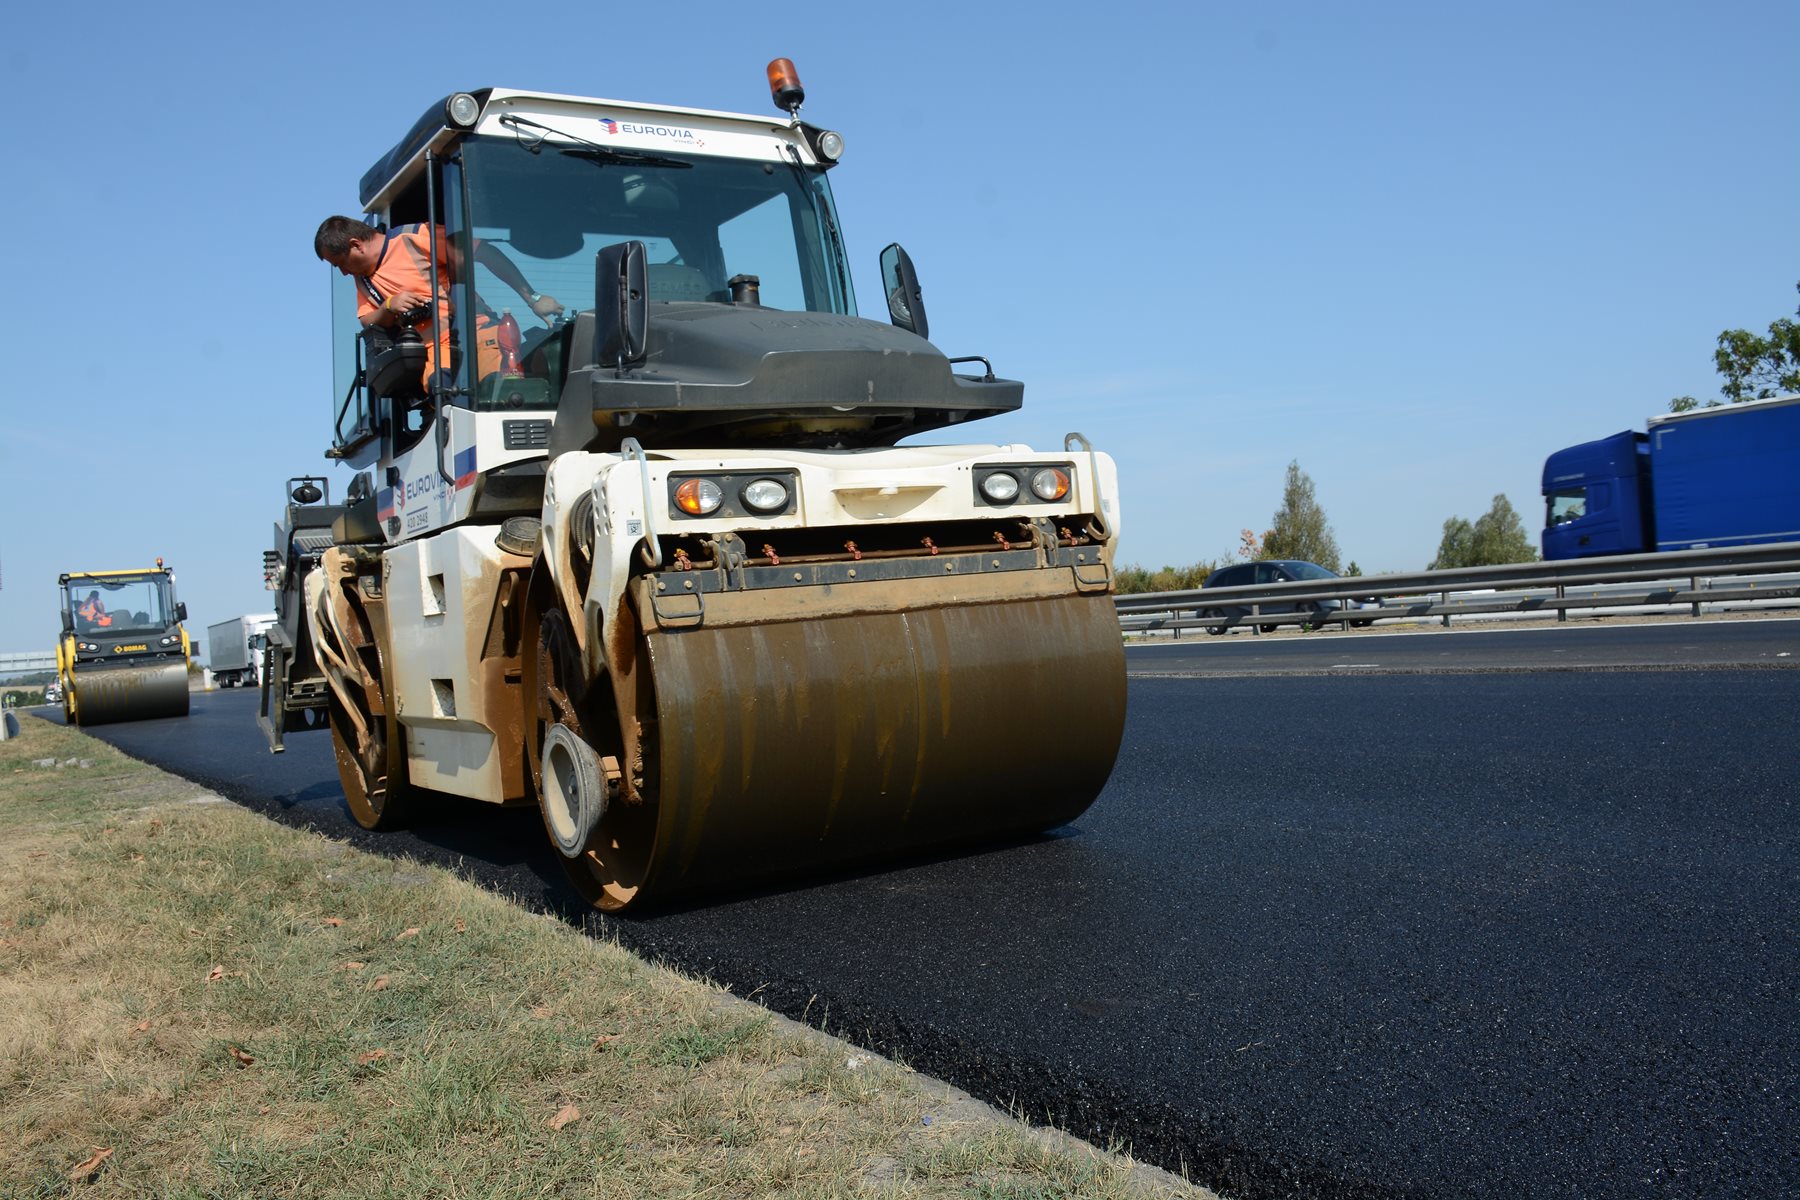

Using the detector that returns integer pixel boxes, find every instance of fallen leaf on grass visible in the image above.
[548,1104,581,1131]
[206,965,224,983]
[453,918,467,933]
[148,819,163,836]
[228,1045,255,1068]
[68,1146,113,1183]
[395,927,421,941]
[129,854,144,864]
[530,1005,554,1019]
[322,917,344,927]
[358,1049,388,1065]
[257,1106,270,1115]
[339,961,366,972]
[369,975,390,991]
[133,1019,152,1033]
[102,827,117,834]
[591,1033,622,1051]
[28,851,47,859]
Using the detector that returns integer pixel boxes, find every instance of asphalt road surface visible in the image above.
[50,621,1800,1199]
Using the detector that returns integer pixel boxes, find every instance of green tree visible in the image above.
[1261,461,1341,571]
[1669,282,1800,412]
[1430,494,1536,569]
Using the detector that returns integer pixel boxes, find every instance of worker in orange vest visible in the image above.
[313,216,562,389]
[77,591,112,628]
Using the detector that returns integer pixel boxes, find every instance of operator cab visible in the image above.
[59,569,187,647]
[327,85,858,471]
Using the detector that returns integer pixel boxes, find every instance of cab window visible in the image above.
[1547,488,1587,527]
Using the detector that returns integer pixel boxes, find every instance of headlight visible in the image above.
[1030,467,1071,501]
[79,642,98,652]
[446,93,481,128]
[979,472,1021,502]
[742,478,790,514]
[674,478,724,516]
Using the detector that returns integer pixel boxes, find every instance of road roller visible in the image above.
[261,62,1126,909]
[57,562,193,726]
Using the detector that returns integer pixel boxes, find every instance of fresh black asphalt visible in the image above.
[49,623,1800,1200]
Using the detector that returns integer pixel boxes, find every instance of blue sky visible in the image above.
[2,0,1796,654]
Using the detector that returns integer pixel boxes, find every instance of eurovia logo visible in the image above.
[598,116,704,148]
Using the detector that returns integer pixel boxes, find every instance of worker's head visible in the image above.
[315,216,383,277]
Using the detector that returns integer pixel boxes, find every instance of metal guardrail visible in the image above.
[1114,542,1800,635]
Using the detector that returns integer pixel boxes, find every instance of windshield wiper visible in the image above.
[499,114,692,170]
[781,144,852,305]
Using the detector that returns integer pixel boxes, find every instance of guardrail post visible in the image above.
[1691,576,1701,619]
[1556,584,1567,622]
[1441,592,1451,628]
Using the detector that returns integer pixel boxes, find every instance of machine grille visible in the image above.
[503,420,552,450]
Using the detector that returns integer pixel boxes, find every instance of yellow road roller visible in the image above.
[57,562,193,726]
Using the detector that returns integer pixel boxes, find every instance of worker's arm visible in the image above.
[356,292,429,328]
[473,243,562,318]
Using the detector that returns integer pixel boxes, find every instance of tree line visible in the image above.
[1115,462,1534,594]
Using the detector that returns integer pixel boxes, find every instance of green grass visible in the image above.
[0,716,1213,1199]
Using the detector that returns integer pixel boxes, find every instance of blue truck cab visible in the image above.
[1541,430,1650,559]
[1542,394,1800,560]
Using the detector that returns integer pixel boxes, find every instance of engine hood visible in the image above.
[549,303,1024,454]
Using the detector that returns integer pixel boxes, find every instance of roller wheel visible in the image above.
[324,593,414,831]
[1203,609,1227,636]
[528,604,653,912]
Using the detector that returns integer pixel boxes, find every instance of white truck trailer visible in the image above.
[207,614,276,688]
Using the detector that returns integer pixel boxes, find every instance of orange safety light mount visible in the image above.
[767,58,805,117]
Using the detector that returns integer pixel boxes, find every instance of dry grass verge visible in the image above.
[0,716,1213,1199]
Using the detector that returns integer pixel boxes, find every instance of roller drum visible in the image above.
[69,660,190,726]
[631,590,1125,900]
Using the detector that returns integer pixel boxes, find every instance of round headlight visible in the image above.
[815,130,844,161]
[446,93,481,128]
[742,478,790,514]
[674,478,724,516]
[980,472,1021,503]
[1030,467,1071,501]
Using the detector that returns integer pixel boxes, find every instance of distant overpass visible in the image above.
[0,650,57,674]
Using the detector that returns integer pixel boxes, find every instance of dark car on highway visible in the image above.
[1200,559,1368,634]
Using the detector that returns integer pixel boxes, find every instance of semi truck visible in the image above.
[207,614,277,688]
[261,63,1127,911]
[57,562,193,725]
[1541,393,1800,560]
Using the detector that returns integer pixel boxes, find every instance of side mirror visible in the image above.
[879,244,929,340]
[61,611,74,634]
[176,602,188,622]
[594,241,648,368]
